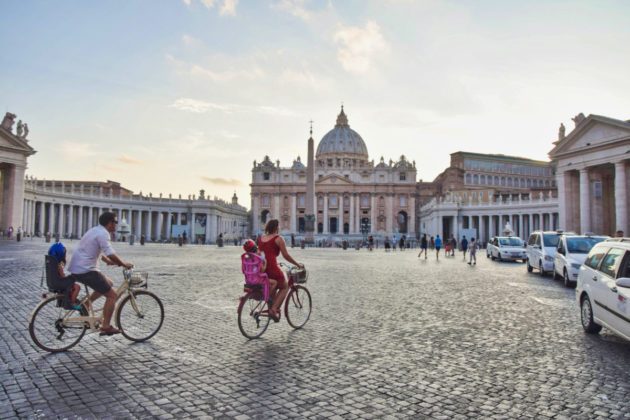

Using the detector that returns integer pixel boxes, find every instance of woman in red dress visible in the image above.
[258,219,303,322]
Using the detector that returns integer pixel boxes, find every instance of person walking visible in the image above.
[461,235,468,261]
[418,234,428,259]
[435,235,443,260]
[450,235,457,257]
[430,236,435,250]
[467,237,477,265]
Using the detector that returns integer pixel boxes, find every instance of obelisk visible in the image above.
[304,123,316,243]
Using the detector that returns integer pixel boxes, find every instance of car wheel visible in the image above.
[539,260,545,276]
[580,295,602,334]
[563,268,573,287]
[527,259,533,272]
[491,254,496,261]
[497,253,502,261]
[553,268,560,280]
[486,252,490,259]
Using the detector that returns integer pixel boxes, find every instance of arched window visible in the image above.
[466,173,472,184]
[473,174,479,185]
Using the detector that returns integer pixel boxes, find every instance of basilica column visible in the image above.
[370,194,377,234]
[252,194,260,234]
[323,194,329,234]
[290,194,297,233]
[385,194,394,234]
[408,196,416,237]
[274,194,280,220]
[615,161,628,234]
[349,193,355,235]
[556,171,566,230]
[579,168,591,234]
[355,194,361,233]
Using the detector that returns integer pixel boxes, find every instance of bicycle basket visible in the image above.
[129,271,148,287]
[290,268,308,284]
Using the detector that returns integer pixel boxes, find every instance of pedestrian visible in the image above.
[400,235,405,251]
[430,236,435,250]
[435,234,442,260]
[467,237,477,265]
[450,235,457,257]
[385,237,391,252]
[418,234,428,259]
[461,235,468,261]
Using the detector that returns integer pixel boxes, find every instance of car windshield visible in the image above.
[499,238,524,246]
[543,234,559,247]
[566,237,606,254]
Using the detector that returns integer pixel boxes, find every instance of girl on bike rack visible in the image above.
[258,219,304,322]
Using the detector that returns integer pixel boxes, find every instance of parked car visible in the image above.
[486,236,527,262]
[576,238,630,341]
[526,231,561,276]
[554,234,608,287]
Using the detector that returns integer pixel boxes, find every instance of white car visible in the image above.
[554,235,608,287]
[526,231,561,276]
[486,236,527,262]
[576,239,630,341]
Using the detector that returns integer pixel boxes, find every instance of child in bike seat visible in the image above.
[48,242,81,310]
[241,239,276,302]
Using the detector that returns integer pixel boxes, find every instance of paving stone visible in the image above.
[1,240,630,417]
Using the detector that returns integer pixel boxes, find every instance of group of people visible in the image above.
[417,233,478,264]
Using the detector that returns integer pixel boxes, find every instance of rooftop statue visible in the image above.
[17,120,24,137]
[558,123,565,140]
[572,113,586,127]
[1,112,16,131]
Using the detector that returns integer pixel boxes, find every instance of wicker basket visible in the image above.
[129,271,148,286]
[290,268,308,284]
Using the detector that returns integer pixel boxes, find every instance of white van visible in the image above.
[526,231,561,276]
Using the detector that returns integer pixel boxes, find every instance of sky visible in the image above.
[2,0,630,209]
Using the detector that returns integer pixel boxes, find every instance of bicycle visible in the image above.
[237,262,312,339]
[29,268,164,353]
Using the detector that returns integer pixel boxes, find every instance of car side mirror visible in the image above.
[616,278,630,288]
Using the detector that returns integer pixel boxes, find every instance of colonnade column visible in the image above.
[38,202,45,236]
[156,212,163,240]
[87,207,93,229]
[519,214,524,240]
[489,215,495,238]
[68,205,74,238]
[479,215,485,244]
[323,195,329,234]
[77,206,83,238]
[144,211,151,240]
[579,168,591,234]
[166,212,172,240]
[615,161,628,234]
[205,212,211,243]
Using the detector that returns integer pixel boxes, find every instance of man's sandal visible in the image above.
[99,326,121,336]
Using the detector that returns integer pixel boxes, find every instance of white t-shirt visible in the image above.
[68,225,116,274]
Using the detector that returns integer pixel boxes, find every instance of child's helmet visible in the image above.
[48,242,67,263]
[243,239,257,253]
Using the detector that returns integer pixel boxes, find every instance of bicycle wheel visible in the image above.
[237,292,270,339]
[116,290,164,342]
[29,296,88,353]
[284,286,312,329]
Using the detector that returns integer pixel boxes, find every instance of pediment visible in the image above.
[549,115,630,158]
[316,174,354,185]
[0,128,35,155]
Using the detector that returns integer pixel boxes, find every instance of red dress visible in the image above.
[258,235,286,288]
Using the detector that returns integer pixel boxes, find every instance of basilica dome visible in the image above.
[316,107,368,159]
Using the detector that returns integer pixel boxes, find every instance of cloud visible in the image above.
[334,21,388,74]
[201,176,242,186]
[170,98,234,113]
[181,0,192,5]
[273,0,312,21]
[61,141,97,160]
[201,0,216,9]
[118,154,142,165]
[182,34,202,47]
[220,0,238,16]
[169,98,297,116]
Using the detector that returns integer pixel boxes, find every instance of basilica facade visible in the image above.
[250,107,417,239]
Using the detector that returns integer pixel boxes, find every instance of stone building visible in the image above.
[251,107,418,240]
[418,152,559,243]
[0,112,35,234]
[21,179,248,243]
[550,113,630,236]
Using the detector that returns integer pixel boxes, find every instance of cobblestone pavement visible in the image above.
[1,239,630,419]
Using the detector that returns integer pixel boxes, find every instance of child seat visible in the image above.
[241,253,270,301]
[44,255,78,309]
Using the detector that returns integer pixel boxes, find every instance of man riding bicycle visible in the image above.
[67,212,133,336]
